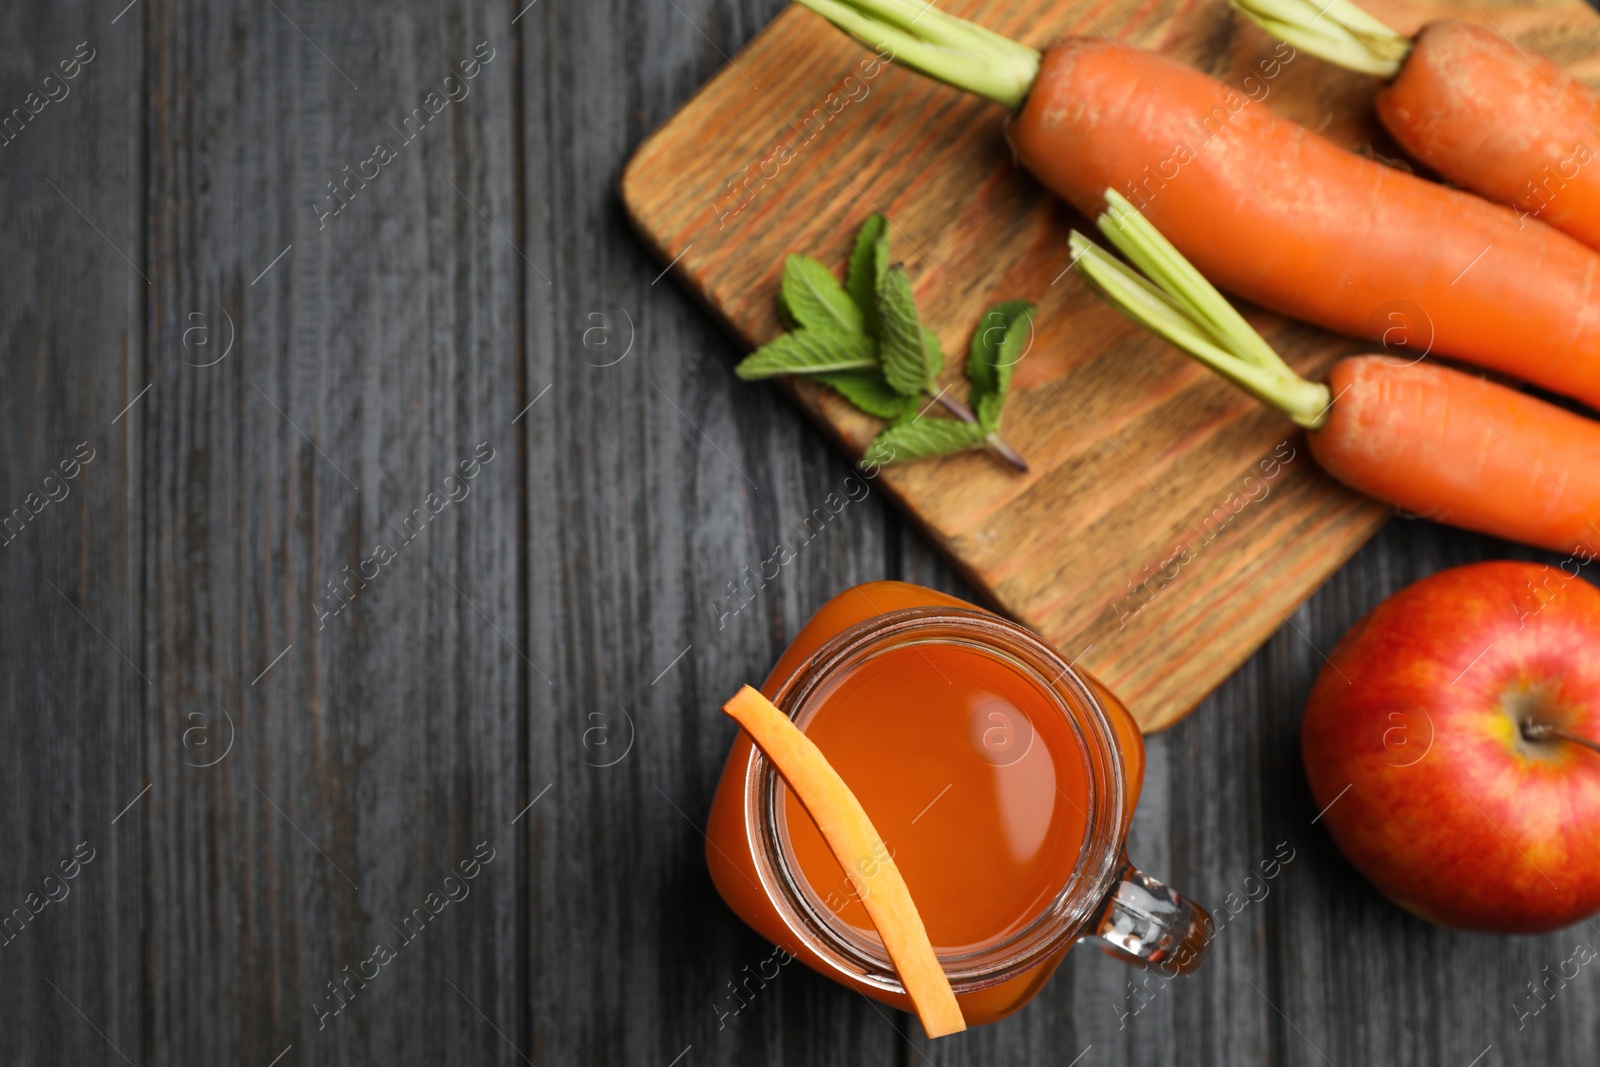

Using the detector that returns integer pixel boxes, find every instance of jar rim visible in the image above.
[740,606,1128,993]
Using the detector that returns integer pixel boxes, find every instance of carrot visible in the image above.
[1311,358,1600,555]
[1072,191,1600,556]
[721,685,967,1038]
[794,0,1600,410]
[1231,0,1600,251]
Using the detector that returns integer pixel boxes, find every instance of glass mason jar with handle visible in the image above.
[705,581,1211,1027]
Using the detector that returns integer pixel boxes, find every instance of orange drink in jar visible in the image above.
[706,582,1211,1026]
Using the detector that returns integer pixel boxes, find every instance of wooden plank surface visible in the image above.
[0,5,146,1065]
[620,0,1600,731]
[0,1,1597,1066]
[136,3,523,1064]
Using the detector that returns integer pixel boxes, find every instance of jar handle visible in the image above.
[1082,860,1212,975]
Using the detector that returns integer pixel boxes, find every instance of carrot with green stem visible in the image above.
[1072,190,1600,556]
[1229,0,1600,250]
[793,0,1600,411]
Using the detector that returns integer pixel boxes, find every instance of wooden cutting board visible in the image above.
[622,0,1600,731]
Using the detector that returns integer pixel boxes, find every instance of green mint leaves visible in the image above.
[967,299,1033,431]
[734,330,877,379]
[780,255,864,334]
[864,417,990,466]
[811,369,920,420]
[733,214,1031,471]
[846,214,889,339]
[877,266,937,396]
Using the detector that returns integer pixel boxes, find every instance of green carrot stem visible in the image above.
[792,0,1040,110]
[1070,197,1331,430]
[1098,191,1285,374]
[1228,0,1411,78]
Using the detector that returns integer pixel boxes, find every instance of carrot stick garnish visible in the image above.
[722,685,966,1038]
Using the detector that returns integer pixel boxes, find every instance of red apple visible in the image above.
[1303,560,1600,932]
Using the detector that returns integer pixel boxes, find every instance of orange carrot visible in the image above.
[795,1,1600,410]
[1231,1,1600,251]
[1072,194,1600,557]
[1311,357,1600,555]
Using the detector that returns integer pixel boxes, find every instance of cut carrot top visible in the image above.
[722,684,967,1038]
[1071,191,1332,428]
[793,0,1039,108]
[1229,0,1411,77]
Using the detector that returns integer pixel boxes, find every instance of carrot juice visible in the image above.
[705,582,1209,1027]
[782,639,1092,954]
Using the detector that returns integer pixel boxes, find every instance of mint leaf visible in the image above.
[847,214,890,339]
[974,391,1004,431]
[877,266,933,397]
[735,331,877,380]
[814,368,921,420]
[966,301,1034,430]
[967,300,1033,396]
[865,417,990,466]
[780,255,864,334]
[921,326,945,384]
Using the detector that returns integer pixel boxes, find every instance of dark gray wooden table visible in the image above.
[2,2,1595,1064]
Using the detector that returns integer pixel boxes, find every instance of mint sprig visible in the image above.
[733,214,1030,471]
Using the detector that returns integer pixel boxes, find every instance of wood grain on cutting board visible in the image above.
[621,0,1600,729]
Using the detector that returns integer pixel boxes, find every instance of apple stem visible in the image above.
[1521,720,1600,755]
